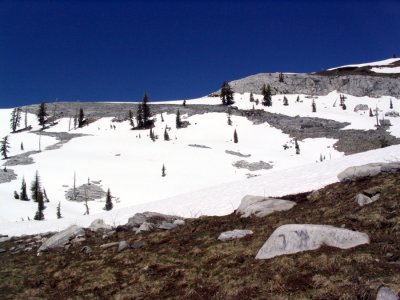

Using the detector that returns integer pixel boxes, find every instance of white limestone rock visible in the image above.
[218,229,253,241]
[376,287,399,300]
[38,225,85,252]
[255,224,369,259]
[355,193,381,207]
[89,219,112,232]
[236,195,296,218]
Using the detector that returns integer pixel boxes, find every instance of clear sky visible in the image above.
[0,0,399,107]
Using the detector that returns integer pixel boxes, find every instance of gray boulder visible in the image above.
[355,192,380,207]
[38,225,85,252]
[236,195,296,218]
[173,219,185,226]
[100,242,119,249]
[256,224,369,259]
[135,222,154,234]
[158,223,177,230]
[118,241,129,252]
[385,111,400,118]
[218,229,253,241]
[89,219,113,232]
[376,287,399,300]
[354,104,369,112]
[127,211,181,228]
[131,240,145,249]
[338,162,400,182]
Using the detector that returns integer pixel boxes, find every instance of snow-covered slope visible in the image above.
[1,89,399,236]
[328,58,400,70]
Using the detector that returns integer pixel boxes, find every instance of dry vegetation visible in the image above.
[1,172,400,299]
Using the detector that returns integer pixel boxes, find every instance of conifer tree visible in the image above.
[104,188,113,211]
[57,202,62,219]
[128,110,134,128]
[390,98,393,109]
[161,113,164,122]
[295,139,300,155]
[78,108,85,127]
[37,102,48,129]
[176,109,182,128]
[142,92,152,127]
[279,72,284,83]
[164,127,170,141]
[296,96,300,102]
[1,135,10,159]
[43,187,50,202]
[30,171,42,202]
[249,92,255,102]
[261,84,272,106]
[136,103,144,128]
[233,129,238,143]
[20,142,24,151]
[283,96,289,106]
[369,108,374,117]
[149,128,156,141]
[227,111,232,126]
[312,100,317,112]
[10,108,21,132]
[14,191,19,199]
[33,191,45,220]
[20,177,29,201]
[183,100,186,106]
[220,81,234,106]
[162,164,166,177]
[24,109,28,129]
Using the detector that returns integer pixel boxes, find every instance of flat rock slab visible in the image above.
[338,162,400,182]
[218,229,253,241]
[233,160,273,171]
[100,242,120,249]
[237,195,296,218]
[38,225,84,252]
[376,287,399,300]
[256,224,369,259]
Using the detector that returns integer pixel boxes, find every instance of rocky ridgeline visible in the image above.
[225,72,400,98]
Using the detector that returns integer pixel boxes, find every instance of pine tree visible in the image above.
[10,108,21,132]
[20,177,29,201]
[104,188,113,211]
[283,96,289,106]
[312,100,317,112]
[30,171,42,202]
[20,142,24,151]
[261,84,272,106]
[183,100,186,106]
[220,81,234,106]
[149,128,156,141]
[164,127,170,141]
[249,92,255,102]
[128,110,134,128]
[176,110,182,128]
[296,96,300,102]
[161,113,164,122]
[37,102,48,129]
[78,108,85,127]
[1,135,10,159]
[227,111,232,126]
[57,202,62,219]
[369,108,374,117]
[390,98,393,109]
[279,72,284,83]
[14,191,19,199]
[162,164,166,177]
[43,188,50,202]
[24,109,28,128]
[142,92,152,127]
[233,129,238,143]
[136,103,144,128]
[295,139,300,155]
[33,191,45,220]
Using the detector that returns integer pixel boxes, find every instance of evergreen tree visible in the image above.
[24,109,28,128]
[295,139,300,155]
[161,113,164,122]
[342,103,347,110]
[20,177,29,201]
[183,100,186,106]
[279,72,284,83]
[30,171,42,202]
[176,109,182,128]
[57,202,62,219]
[390,98,393,109]
[78,108,85,127]
[296,96,300,102]
[283,96,289,106]
[220,81,234,106]
[227,111,232,126]
[142,92,152,127]
[312,100,316,112]
[369,108,374,117]
[0,135,10,159]
[261,84,272,106]
[43,187,50,202]
[37,102,48,129]
[128,110,134,128]
[20,142,24,151]
[10,108,21,132]
[164,127,170,141]
[14,191,19,199]
[233,129,238,143]
[162,164,166,177]
[33,191,44,220]
[104,188,113,211]
[249,92,255,102]
[136,103,144,128]
[149,128,156,141]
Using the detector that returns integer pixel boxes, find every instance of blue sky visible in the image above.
[0,0,399,107]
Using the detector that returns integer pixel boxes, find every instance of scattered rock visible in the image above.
[118,241,129,252]
[71,237,86,245]
[38,225,85,252]
[116,225,129,232]
[89,219,113,232]
[127,212,182,228]
[338,162,400,182]
[0,248,6,253]
[131,240,145,249]
[135,222,154,234]
[385,111,400,118]
[236,195,296,218]
[0,236,11,243]
[354,104,369,112]
[376,286,399,300]
[100,242,120,249]
[80,246,92,254]
[158,223,177,230]
[188,144,211,149]
[355,190,381,207]
[255,224,369,259]
[225,150,251,158]
[218,229,253,241]
[232,160,273,171]
[173,219,185,226]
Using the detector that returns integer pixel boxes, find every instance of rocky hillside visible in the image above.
[218,59,400,98]
[1,164,399,299]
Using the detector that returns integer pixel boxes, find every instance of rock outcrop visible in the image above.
[236,195,296,218]
[256,224,369,259]
[338,162,400,182]
[38,225,85,252]
[218,229,253,241]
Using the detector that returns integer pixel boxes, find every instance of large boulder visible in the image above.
[218,229,253,241]
[354,104,369,112]
[376,286,399,300]
[236,195,296,218]
[255,224,369,259]
[38,225,85,252]
[337,162,400,182]
[89,219,112,232]
[127,212,182,228]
